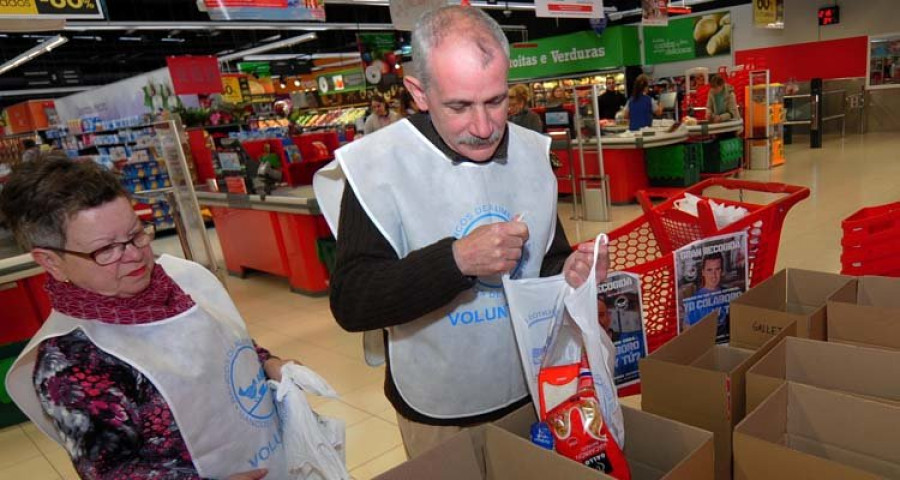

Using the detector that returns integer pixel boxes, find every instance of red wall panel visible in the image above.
[735,36,868,83]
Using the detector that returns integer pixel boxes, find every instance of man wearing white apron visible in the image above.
[314,6,607,458]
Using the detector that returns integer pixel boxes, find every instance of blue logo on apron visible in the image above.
[228,344,276,422]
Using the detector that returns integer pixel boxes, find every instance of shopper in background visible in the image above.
[546,85,569,108]
[1,154,291,480]
[507,84,543,133]
[623,74,662,131]
[256,142,281,169]
[315,5,609,459]
[21,139,40,163]
[598,76,627,120]
[363,94,400,134]
[706,75,741,123]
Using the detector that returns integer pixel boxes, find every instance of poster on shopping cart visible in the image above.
[597,271,647,388]
[675,231,748,343]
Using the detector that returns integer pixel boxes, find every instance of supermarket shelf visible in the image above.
[70,122,160,136]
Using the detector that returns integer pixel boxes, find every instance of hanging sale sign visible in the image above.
[316,68,366,96]
[641,0,668,27]
[535,0,604,19]
[221,75,246,104]
[753,0,783,29]
[204,0,325,21]
[0,0,104,19]
[167,56,223,95]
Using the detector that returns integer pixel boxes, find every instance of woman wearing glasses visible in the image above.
[1,155,283,480]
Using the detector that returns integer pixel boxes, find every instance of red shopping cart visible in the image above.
[606,178,809,355]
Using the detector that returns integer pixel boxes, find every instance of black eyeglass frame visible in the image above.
[37,223,156,266]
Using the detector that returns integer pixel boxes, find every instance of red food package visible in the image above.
[538,363,579,419]
[545,356,630,479]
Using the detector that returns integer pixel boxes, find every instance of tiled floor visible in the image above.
[2,131,898,479]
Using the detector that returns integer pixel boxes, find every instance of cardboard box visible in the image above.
[746,336,900,413]
[827,276,900,350]
[730,269,853,350]
[375,423,602,480]
[639,313,794,480]
[495,404,714,480]
[734,382,900,479]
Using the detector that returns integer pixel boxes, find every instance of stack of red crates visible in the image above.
[840,201,900,276]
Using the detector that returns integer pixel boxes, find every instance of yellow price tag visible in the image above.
[754,0,778,26]
[0,0,38,15]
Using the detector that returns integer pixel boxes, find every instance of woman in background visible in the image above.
[623,74,662,131]
[706,75,741,123]
[508,84,544,133]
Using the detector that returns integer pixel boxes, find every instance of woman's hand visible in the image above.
[263,358,301,382]
[227,468,267,479]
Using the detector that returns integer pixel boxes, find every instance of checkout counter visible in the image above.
[196,185,330,296]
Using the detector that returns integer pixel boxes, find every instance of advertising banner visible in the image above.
[316,68,366,96]
[358,33,402,90]
[221,74,248,104]
[641,0,668,26]
[167,56,223,95]
[596,272,647,388]
[508,27,640,81]
[753,0,784,29]
[0,0,104,19]
[534,0,604,19]
[674,231,749,344]
[643,10,732,65]
[204,0,325,21]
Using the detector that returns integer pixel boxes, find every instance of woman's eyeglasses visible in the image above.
[39,224,156,266]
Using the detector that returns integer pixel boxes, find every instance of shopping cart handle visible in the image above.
[686,177,808,196]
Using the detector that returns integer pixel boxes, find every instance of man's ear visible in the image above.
[404,75,430,112]
[32,249,68,282]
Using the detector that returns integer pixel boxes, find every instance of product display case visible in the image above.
[525,70,626,108]
[744,70,785,170]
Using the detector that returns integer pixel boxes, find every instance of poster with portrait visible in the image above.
[597,271,647,388]
[674,231,748,343]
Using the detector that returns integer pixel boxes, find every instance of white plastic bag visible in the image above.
[503,234,625,447]
[272,363,350,480]
[673,192,749,229]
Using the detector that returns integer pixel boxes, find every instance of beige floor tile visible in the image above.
[340,383,393,417]
[43,449,79,480]
[0,426,42,470]
[20,423,64,458]
[313,400,372,428]
[344,417,403,471]
[374,408,398,426]
[349,446,407,480]
[0,455,60,480]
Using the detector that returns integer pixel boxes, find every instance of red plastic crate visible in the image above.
[841,202,900,245]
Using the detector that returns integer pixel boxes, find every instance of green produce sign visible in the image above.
[643,11,732,65]
[509,27,640,81]
[316,68,366,96]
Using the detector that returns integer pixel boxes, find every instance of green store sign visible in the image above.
[508,27,640,81]
[643,11,732,64]
[316,68,366,95]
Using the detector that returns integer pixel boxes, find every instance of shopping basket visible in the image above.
[607,178,810,356]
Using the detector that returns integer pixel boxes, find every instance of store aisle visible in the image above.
[1,131,897,480]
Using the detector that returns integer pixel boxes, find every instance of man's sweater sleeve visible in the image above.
[540,217,574,277]
[329,185,476,332]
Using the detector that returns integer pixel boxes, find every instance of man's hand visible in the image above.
[452,221,529,277]
[227,468,268,480]
[562,241,610,288]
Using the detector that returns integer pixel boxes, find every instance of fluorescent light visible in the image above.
[310,58,361,71]
[162,37,186,43]
[73,35,102,41]
[0,35,68,77]
[218,33,317,62]
[119,36,143,41]
[0,86,90,97]
[260,34,282,42]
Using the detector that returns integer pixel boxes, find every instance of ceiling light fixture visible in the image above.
[218,33,317,62]
[119,36,143,41]
[0,35,68,77]
[294,79,301,87]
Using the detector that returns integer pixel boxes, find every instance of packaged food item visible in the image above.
[545,355,630,479]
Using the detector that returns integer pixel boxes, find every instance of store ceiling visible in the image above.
[0,0,745,110]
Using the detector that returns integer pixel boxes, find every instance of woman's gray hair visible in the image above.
[410,6,510,90]
[0,153,127,250]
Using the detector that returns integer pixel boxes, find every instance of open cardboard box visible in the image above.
[374,423,603,480]
[734,382,900,480]
[746,336,900,413]
[639,313,794,480]
[827,276,900,350]
[494,404,714,480]
[729,269,853,350]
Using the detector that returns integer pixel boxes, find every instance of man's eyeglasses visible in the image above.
[39,224,156,266]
